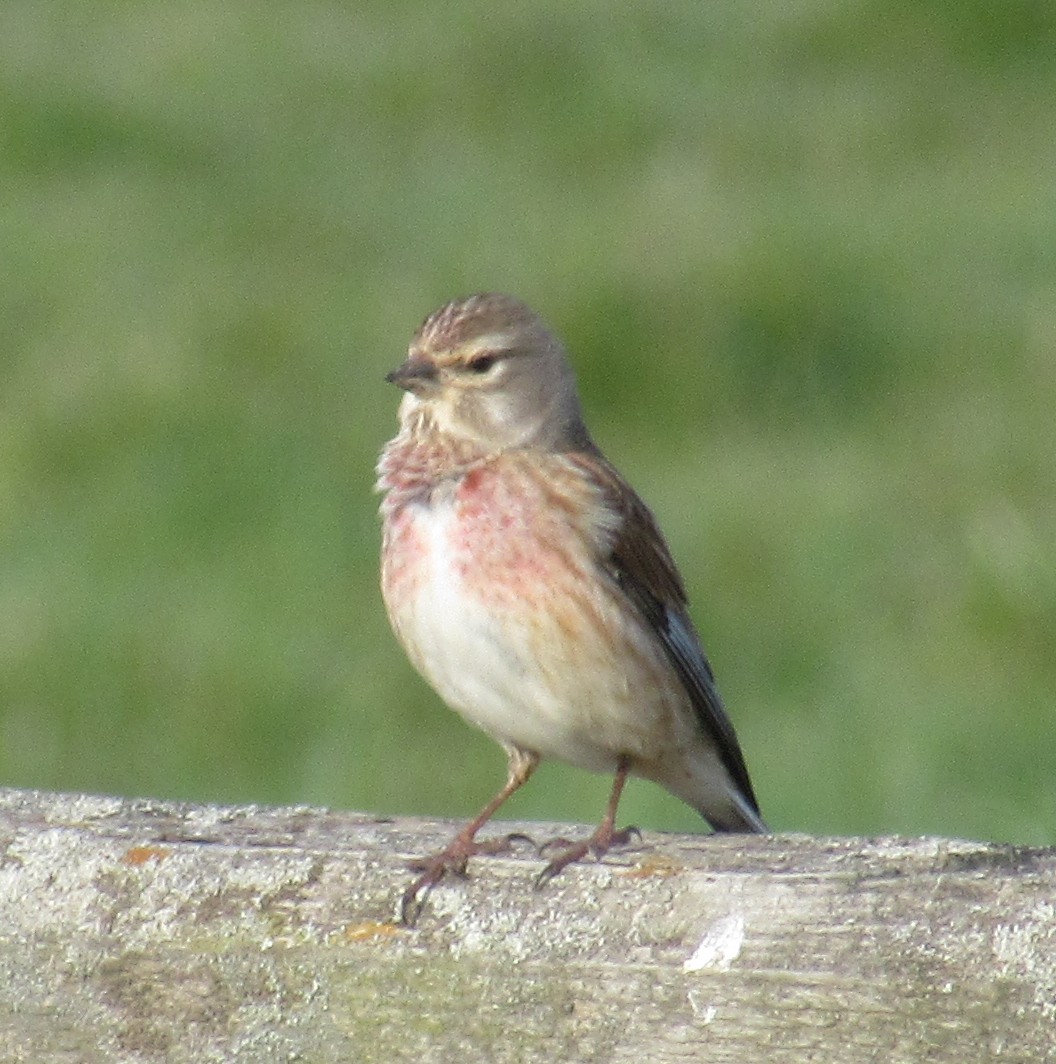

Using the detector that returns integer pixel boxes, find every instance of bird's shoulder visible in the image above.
[558,449,689,614]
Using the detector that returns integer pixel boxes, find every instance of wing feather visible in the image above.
[570,451,762,818]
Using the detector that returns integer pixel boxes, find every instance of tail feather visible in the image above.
[702,791,769,834]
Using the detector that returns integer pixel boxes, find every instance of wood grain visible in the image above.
[0,788,1052,1062]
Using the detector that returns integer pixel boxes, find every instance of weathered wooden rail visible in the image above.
[0,788,1052,1062]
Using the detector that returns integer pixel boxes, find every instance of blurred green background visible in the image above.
[1,1,1053,844]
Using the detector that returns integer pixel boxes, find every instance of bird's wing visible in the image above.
[569,450,762,817]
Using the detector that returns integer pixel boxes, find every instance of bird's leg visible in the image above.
[401,749,538,925]
[536,757,639,888]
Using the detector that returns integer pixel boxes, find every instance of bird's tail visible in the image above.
[704,791,769,834]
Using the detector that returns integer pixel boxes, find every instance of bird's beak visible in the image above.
[385,356,438,394]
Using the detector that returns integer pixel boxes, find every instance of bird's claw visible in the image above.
[534,824,641,889]
[401,831,537,926]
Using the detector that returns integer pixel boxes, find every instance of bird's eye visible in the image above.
[467,354,498,375]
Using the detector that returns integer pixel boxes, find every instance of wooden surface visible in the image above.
[0,787,1053,1063]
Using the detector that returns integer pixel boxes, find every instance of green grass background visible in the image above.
[2,1,1053,844]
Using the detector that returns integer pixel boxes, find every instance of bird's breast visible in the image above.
[383,458,585,618]
[378,449,682,766]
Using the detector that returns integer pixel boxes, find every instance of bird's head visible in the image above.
[386,293,591,453]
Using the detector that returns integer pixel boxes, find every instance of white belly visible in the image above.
[386,500,679,772]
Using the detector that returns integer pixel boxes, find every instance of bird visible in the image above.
[376,293,767,923]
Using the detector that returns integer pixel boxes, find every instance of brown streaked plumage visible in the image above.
[377,293,767,924]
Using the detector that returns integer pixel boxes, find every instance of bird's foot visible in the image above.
[535,824,642,888]
[401,831,534,925]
